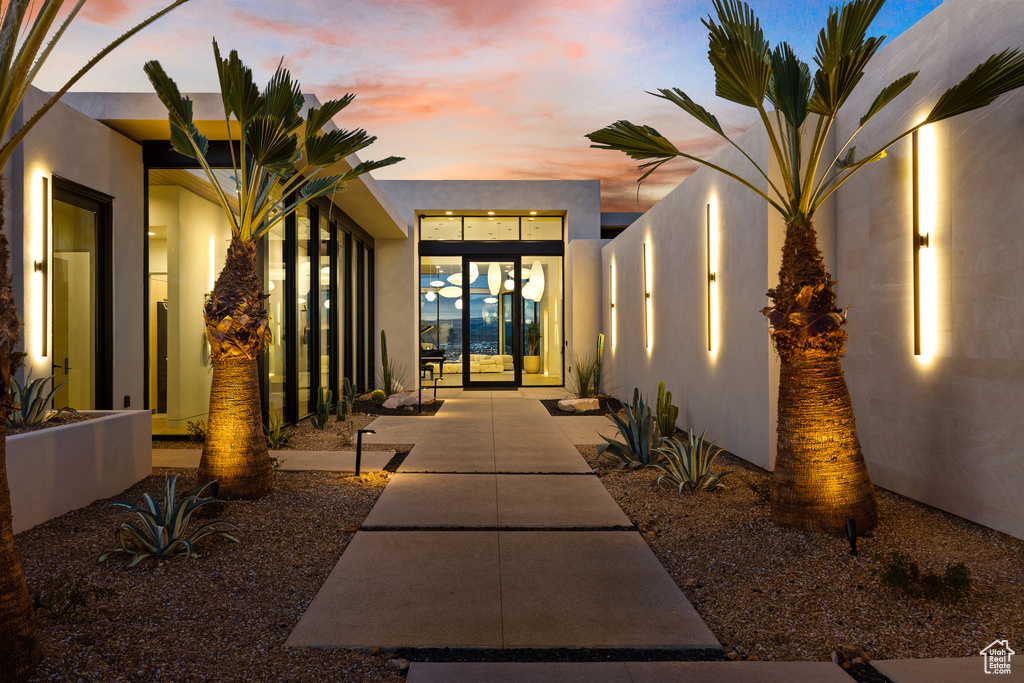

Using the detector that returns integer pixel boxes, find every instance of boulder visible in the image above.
[383,393,419,409]
[558,398,600,412]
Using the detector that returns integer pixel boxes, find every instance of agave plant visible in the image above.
[99,475,239,568]
[652,428,735,492]
[264,411,290,449]
[597,390,659,469]
[588,0,1024,533]
[6,371,79,427]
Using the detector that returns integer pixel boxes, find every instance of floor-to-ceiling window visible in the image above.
[146,145,375,434]
[418,214,564,388]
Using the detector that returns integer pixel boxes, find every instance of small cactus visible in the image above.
[656,382,679,438]
[371,389,387,405]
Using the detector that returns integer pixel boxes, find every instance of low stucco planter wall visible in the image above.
[7,410,152,534]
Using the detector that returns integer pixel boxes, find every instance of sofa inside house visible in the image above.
[429,354,514,374]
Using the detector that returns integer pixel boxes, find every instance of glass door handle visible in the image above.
[53,357,70,373]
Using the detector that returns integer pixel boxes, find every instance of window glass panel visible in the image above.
[266,219,286,420]
[522,216,562,240]
[147,168,236,434]
[296,206,312,415]
[420,216,462,240]
[463,216,518,241]
[419,256,462,387]
[318,212,330,392]
[521,256,563,386]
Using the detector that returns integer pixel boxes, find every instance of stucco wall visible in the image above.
[601,125,777,467]
[10,87,144,408]
[834,0,1024,540]
[375,180,602,382]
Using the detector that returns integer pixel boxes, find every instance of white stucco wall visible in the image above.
[9,87,144,409]
[374,180,602,383]
[601,125,777,467]
[833,0,1024,540]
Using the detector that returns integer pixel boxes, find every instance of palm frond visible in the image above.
[305,94,355,134]
[925,48,1024,124]
[304,127,374,167]
[651,88,725,136]
[807,0,886,116]
[860,71,917,127]
[244,116,299,176]
[703,0,771,109]
[213,40,262,127]
[767,42,811,130]
[261,64,303,132]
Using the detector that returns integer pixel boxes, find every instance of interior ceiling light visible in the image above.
[488,262,501,296]
[447,273,463,286]
[469,262,479,283]
[445,211,453,215]
[488,217,494,221]
[530,211,537,215]
[487,211,495,215]
[438,285,462,298]
[429,279,445,287]
[455,298,463,310]
[484,296,498,304]
[448,217,455,221]
[522,283,538,300]
[529,260,545,302]
[424,290,437,302]
[504,277,515,290]
[148,231,156,236]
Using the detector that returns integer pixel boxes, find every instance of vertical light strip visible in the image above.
[609,262,616,349]
[913,127,937,358]
[707,201,719,354]
[36,176,48,357]
[643,241,653,350]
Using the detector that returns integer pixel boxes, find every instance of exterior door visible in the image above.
[463,257,520,387]
[51,179,111,409]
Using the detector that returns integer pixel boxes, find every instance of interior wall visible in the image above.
[834,0,1024,540]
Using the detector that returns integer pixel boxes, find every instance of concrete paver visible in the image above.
[407,661,857,682]
[363,473,498,527]
[873,657,1023,682]
[152,449,394,472]
[499,531,719,649]
[362,416,432,444]
[495,475,631,528]
[552,415,619,445]
[286,531,502,649]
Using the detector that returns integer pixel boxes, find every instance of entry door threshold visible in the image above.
[463,386,518,391]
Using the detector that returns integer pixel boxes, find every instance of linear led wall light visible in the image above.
[35,176,48,357]
[609,262,616,349]
[912,127,936,357]
[643,241,652,349]
[706,203,716,352]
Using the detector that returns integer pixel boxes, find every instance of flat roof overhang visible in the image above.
[60,92,408,241]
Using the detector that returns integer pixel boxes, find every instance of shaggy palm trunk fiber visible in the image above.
[0,180,41,682]
[198,238,273,499]
[764,221,878,534]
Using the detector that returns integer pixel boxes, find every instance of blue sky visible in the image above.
[34,0,944,210]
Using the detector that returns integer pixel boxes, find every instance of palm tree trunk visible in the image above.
[198,238,272,499]
[0,180,41,681]
[764,220,878,534]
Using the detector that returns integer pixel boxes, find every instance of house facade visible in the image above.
[4,0,1023,541]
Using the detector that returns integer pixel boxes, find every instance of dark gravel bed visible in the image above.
[16,469,402,682]
[353,398,443,416]
[540,396,623,416]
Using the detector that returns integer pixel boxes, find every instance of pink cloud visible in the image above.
[80,0,131,25]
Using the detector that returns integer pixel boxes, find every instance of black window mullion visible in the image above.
[328,219,339,396]
[284,199,298,424]
[344,232,354,386]
[356,241,366,392]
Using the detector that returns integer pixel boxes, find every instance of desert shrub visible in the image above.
[875,551,972,601]
[186,419,206,443]
[598,388,659,469]
[651,428,734,492]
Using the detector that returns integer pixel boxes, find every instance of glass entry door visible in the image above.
[52,181,111,409]
[463,257,520,387]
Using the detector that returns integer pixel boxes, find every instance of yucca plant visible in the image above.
[6,371,78,427]
[598,391,659,469]
[0,2,192,678]
[655,382,679,438]
[338,376,356,420]
[567,347,600,399]
[98,475,239,568]
[376,330,408,396]
[264,411,290,449]
[310,387,332,429]
[144,41,401,501]
[652,428,735,492]
[588,0,1024,533]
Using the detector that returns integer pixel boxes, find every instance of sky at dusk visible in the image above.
[31,0,943,212]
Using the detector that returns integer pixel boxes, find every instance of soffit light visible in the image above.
[530,211,537,215]
[487,211,495,215]
[445,211,453,215]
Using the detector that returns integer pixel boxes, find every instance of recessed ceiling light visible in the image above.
[448,217,455,221]
[488,217,494,221]
[445,211,453,215]
[528,218,535,221]
[148,231,156,236]
[487,211,495,215]
[530,211,537,215]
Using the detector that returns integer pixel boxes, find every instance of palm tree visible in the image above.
[587,0,1024,534]
[144,42,401,500]
[0,3,192,679]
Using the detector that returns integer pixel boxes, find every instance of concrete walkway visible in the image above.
[287,389,719,650]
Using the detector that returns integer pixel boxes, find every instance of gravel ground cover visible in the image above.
[578,442,1024,665]
[16,469,406,682]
